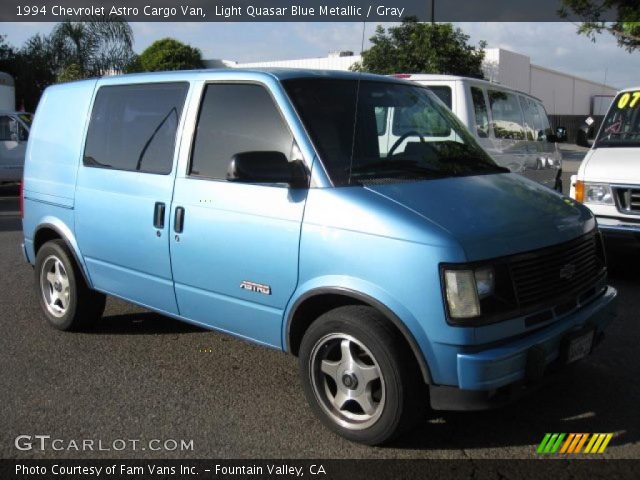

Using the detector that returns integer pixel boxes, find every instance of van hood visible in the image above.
[582,147,640,184]
[365,173,595,261]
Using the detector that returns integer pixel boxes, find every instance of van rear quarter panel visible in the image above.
[23,80,97,208]
[22,79,97,261]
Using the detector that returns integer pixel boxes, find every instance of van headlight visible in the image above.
[584,183,613,205]
[443,267,494,319]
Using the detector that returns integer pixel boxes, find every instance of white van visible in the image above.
[0,111,32,182]
[571,86,640,239]
[390,75,563,191]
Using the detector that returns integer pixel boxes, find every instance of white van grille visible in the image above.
[614,187,640,213]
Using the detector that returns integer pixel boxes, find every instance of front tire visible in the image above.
[299,305,425,445]
[35,239,106,331]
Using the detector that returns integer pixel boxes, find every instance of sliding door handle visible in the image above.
[174,207,185,233]
[153,202,165,229]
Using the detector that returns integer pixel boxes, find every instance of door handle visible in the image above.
[174,207,185,233]
[153,202,165,229]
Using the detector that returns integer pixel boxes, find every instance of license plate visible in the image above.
[566,330,595,363]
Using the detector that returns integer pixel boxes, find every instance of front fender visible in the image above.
[283,275,439,384]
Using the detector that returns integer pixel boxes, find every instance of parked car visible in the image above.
[0,111,32,183]
[571,86,640,241]
[22,70,616,445]
[393,74,563,191]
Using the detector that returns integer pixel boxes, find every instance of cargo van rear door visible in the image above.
[74,82,190,315]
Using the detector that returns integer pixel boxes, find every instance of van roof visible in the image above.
[63,68,410,85]
[395,73,545,103]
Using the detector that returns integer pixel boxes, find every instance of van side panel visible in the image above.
[23,80,98,208]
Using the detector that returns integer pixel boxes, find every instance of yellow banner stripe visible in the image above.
[584,433,604,453]
[590,434,607,453]
[583,433,599,453]
[560,434,575,454]
[574,434,589,454]
[597,434,613,454]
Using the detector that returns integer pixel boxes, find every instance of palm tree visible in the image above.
[51,16,134,78]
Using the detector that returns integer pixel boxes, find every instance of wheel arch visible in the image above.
[285,287,433,384]
[33,223,92,287]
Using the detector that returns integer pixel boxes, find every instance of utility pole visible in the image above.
[431,0,435,23]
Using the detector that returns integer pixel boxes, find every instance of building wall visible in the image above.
[0,71,15,111]
[236,55,360,71]
[484,49,617,117]
[227,48,618,119]
[484,49,530,93]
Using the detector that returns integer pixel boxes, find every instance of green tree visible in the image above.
[0,34,60,111]
[0,17,135,110]
[137,38,204,72]
[560,0,640,51]
[352,19,486,78]
[51,16,135,76]
[57,63,84,83]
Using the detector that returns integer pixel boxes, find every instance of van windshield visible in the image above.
[283,78,507,186]
[596,91,640,148]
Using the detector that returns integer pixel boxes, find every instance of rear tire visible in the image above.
[298,305,425,445]
[35,239,106,331]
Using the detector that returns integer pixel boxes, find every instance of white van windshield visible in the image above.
[284,78,507,186]
[596,90,640,148]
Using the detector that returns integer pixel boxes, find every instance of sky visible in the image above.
[1,21,638,88]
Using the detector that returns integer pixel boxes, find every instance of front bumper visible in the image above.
[596,216,640,240]
[430,286,617,411]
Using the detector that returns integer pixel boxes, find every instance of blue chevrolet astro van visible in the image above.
[22,69,616,445]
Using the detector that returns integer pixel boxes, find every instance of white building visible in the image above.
[0,72,15,111]
[209,48,617,119]
[482,49,616,117]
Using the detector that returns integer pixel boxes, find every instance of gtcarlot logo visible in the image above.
[14,435,194,452]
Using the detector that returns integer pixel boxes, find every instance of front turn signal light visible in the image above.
[575,180,584,203]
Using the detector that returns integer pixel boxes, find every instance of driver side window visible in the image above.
[189,83,294,181]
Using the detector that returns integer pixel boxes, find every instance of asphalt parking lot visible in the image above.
[1,151,639,459]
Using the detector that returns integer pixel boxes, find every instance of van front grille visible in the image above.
[508,231,605,309]
[614,186,640,213]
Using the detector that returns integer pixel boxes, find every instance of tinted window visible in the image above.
[190,84,293,180]
[375,106,388,135]
[84,83,188,174]
[488,90,526,140]
[536,102,553,136]
[470,87,490,138]
[284,79,504,187]
[427,86,452,109]
[519,96,539,141]
[0,116,13,141]
[18,113,33,126]
[392,100,451,138]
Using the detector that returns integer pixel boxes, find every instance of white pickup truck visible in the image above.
[571,86,640,240]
